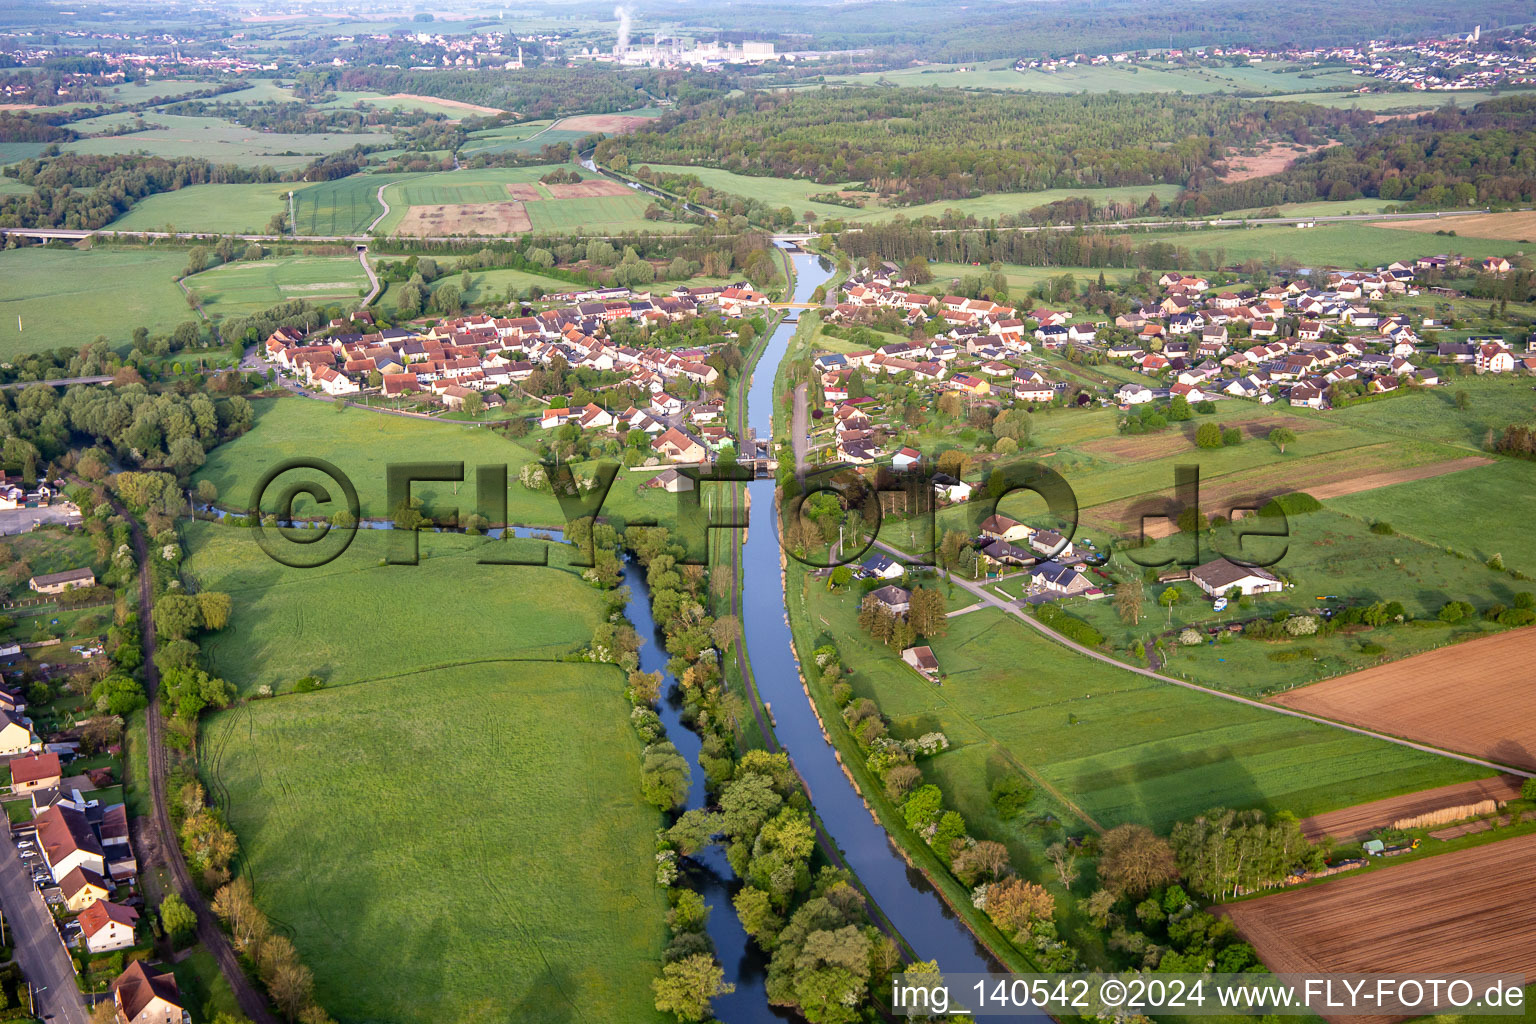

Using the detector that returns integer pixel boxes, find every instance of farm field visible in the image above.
[192,397,677,532]
[376,167,653,236]
[180,521,605,694]
[460,121,587,159]
[0,142,49,165]
[105,182,293,234]
[0,246,190,356]
[816,60,1365,97]
[1121,222,1523,268]
[61,112,393,169]
[185,255,369,317]
[787,574,1489,831]
[1270,628,1536,770]
[320,90,502,118]
[202,660,666,1024]
[1262,88,1503,109]
[637,163,1181,224]
[291,174,401,235]
[1218,832,1536,1018]
[1299,775,1527,841]
[1372,210,1536,241]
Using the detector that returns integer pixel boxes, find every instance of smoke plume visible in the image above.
[614,5,633,51]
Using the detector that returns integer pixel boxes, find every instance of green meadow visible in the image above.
[0,246,191,356]
[193,398,682,536]
[62,112,392,169]
[186,255,369,318]
[788,574,1487,832]
[106,182,294,234]
[1123,222,1525,268]
[291,174,400,236]
[201,661,666,1024]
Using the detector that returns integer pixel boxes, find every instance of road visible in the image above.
[792,383,809,482]
[0,208,1502,247]
[0,840,88,1024]
[358,247,381,306]
[364,178,408,235]
[0,375,112,390]
[889,538,1536,782]
[104,488,280,1024]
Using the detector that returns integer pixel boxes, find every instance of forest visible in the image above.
[601,89,1369,204]
[1179,95,1536,214]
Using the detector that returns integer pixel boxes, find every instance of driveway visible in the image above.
[0,837,87,1024]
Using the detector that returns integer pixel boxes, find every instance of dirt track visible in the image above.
[1300,775,1526,841]
[1271,627,1536,769]
[1305,455,1493,499]
[1218,832,1536,1024]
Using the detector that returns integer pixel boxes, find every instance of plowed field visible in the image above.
[1271,627,1536,770]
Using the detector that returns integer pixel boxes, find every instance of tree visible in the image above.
[268,959,315,1022]
[1195,422,1223,448]
[1097,823,1178,896]
[1268,427,1296,454]
[1168,395,1192,421]
[985,878,1055,937]
[710,614,742,652]
[160,892,197,945]
[154,594,203,640]
[1455,389,1470,411]
[432,283,463,315]
[1158,584,1183,626]
[641,741,691,810]
[196,479,219,504]
[1046,841,1080,889]
[1114,578,1144,625]
[652,953,733,1022]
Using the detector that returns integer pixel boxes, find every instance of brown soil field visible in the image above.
[557,113,656,134]
[1218,832,1536,1024]
[1270,627,1536,769]
[1372,210,1536,241]
[1220,140,1339,183]
[1082,443,1451,535]
[1078,418,1322,461]
[1300,775,1526,841]
[504,183,544,202]
[395,201,531,237]
[1304,456,1493,499]
[544,179,633,199]
[384,93,502,116]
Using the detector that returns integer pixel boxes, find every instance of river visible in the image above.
[629,244,1009,1022]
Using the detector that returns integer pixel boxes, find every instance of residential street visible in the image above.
[0,839,88,1024]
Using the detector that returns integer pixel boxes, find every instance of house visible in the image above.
[1481,256,1512,275]
[79,900,139,953]
[901,646,940,679]
[868,585,911,617]
[9,751,60,793]
[1029,529,1074,560]
[1189,557,1283,597]
[1477,343,1515,374]
[652,428,707,465]
[29,567,95,595]
[640,468,694,493]
[979,515,1032,543]
[1116,383,1155,406]
[933,477,972,503]
[1032,561,1095,596]
[0,711,35,757]
[860,554,905,581]
[891,447,922,472]
[35,803,105,882]
[111,960,188,1024]
[58,865,112,912]
[380,373,420,398]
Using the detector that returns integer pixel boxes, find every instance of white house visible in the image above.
[891,447,923,472]
[79,901,138,954]
[1189,557,1283,597]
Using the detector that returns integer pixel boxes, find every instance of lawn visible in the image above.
[62,113,393,170]
[201,660,668,1024]
[180,520,607,695]
[106,182,294,234]
[0,245,191,357]
[171,950,244,1023]
[186,255,369,318]
[789,572,1488,832]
